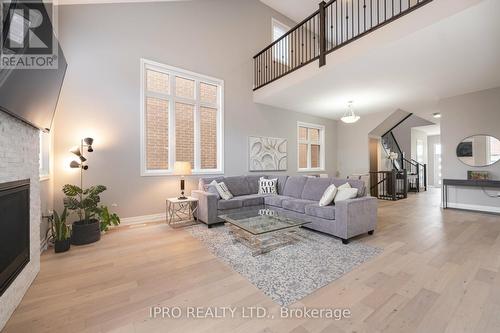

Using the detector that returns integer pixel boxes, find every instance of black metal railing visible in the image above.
[382,131,404,170]
[370,170,408,200]
[254,0,432,90]
[403,158,427,192]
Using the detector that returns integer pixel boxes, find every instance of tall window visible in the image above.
[272,18,290,65]
[39,131,50,180]
[141,59,224,175]
[297,122,325,171]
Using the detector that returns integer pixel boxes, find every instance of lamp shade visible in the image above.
[173,161,192,176]
[70,146,81,156]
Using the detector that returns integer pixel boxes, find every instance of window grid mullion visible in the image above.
[169,75,176,171]
[194,80,201,171]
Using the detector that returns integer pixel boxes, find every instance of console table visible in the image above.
[442,179,500,209]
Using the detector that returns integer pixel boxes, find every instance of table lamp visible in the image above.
[173,161,192,200]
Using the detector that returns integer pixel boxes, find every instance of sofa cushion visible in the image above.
[331,178,366,197]
[282,199,317,214]
[305,204,336,220]
[264,195,293,207]
[276,175,288,195]
[224,176,251,196]
[282,176,308,198]
[218,198,243,210]
[237,194,266,207]
[301,178,332,201]
[246,175,266,194]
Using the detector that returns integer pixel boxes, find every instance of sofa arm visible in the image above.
[191,190,219,225]
[335,196,378,239]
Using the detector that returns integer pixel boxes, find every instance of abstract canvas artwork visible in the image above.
[249,136,287,171]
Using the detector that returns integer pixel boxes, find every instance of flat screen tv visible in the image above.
[0,0,67,132]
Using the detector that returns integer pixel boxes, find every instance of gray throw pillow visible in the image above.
[207,180,221,199]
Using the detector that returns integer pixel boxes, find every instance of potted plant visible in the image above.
[50,208,71,253]
[63,184,106,245]
[99,205,120,232]
[63,184,121,244]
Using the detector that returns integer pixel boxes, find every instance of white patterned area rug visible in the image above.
[186,224,382,306]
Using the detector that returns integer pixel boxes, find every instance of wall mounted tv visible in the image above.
[0,0,67,132]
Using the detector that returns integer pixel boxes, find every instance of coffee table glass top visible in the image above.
[219,207,310,235]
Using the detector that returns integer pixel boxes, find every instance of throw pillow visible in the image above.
[215,182,233,200]
[334,186,358,203]
[319,184,337,206]
[258,177,278,195]
[337,182,351,190]
[207,180,221,199]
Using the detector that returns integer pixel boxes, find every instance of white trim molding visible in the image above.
[120,212,167,225]
[140,58,225,177]
[447,202,500,214]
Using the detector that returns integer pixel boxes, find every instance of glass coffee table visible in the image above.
[219,207,311,256]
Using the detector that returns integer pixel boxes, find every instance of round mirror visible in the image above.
[456,135,500,167]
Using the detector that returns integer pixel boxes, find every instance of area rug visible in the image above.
[186,225,382,306]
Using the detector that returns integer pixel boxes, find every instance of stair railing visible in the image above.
[254,0,433,90]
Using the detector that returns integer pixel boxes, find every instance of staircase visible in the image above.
[370,121,427,201]
[254,0,433,90]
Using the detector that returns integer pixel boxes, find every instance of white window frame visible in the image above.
[140,58,224,176]
[272,18,290,65]
[297,121,325,172]
[39,131,50,181]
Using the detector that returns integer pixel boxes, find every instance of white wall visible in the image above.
[440,87,500,212]
[337,110,392,177]
[411,128,428,164]
[53,0,337,219]
[0,113,41,331]
[427,135,441,187]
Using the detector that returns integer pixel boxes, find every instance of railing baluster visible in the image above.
[253,0,432,89]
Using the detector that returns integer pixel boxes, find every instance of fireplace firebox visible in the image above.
[0,179,30,297]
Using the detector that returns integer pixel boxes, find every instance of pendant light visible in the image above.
[341,101,360,124]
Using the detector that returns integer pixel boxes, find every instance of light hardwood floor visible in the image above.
[3,188,500,333]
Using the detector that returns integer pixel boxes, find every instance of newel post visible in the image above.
[319,1,326,67]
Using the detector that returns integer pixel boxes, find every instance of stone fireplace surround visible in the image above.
[0,111,41,330]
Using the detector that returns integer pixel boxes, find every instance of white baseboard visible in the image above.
[447,202,500,214]
[120,213,166,225]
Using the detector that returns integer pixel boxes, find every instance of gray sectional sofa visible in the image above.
[191,175,378,244]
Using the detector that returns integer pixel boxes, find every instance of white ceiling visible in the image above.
[254,0,500,121]
[55,0,192,5]
[414,124,441,136]
[260,0,318,22]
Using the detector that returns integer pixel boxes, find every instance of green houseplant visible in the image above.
[49,208,71,253]
[99,205,120,232]
[63,184,121,244]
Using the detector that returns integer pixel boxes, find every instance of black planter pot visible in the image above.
[54,238,71,253]
[71,219,101,245]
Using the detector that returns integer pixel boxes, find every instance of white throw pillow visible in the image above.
[337,182,351,190]
[258,177,278,195]
[319,184,337,206]
[207,180,221,199]
[215,182,233,200]
[334,185,358,203]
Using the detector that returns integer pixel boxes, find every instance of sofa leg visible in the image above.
[208,224,213,229]
[368,230,374,235]
[341,238,350,245]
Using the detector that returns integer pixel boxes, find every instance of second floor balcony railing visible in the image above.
[253,0,432,90]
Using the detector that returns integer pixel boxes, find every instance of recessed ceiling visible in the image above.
[260,0,318,22]
[254,0,500,121]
